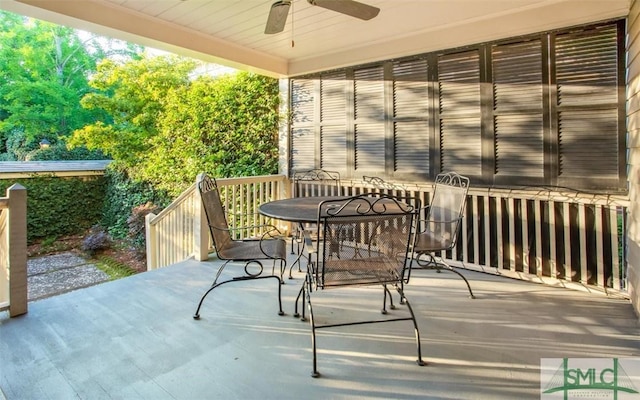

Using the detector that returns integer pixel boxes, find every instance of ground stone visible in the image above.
[27,252,109,301]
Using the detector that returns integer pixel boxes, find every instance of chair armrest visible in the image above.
[209,223,285,240]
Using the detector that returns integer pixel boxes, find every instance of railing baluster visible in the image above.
[507,197,516,272]
[496,196,504,271]
[549,200,558,279]
[578,204,588,284]
[521,198,529,274]
[563,202,571,281]
[534,199,543,277]
[611,207,621,290]
[472,195,479,266]
[595,205,605,287]
[483,193,490,269]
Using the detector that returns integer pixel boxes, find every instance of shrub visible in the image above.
[81,225,112,256]
[101,168,171,240]
[127,202,161,251]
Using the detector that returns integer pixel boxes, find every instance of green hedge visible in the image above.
[0,175,106,243]
[101,168,171,240]
[1,169,172,245]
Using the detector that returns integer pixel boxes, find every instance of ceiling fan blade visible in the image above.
[307,0,380,20]
[265,0,291,34]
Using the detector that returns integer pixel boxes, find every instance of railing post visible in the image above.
[280,175,293,235]
[145,212,157,270]
[193,173,209,261]
[8,184,27,317]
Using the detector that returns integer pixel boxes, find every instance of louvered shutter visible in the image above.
[438,51,482,175]
[492,40,544,177]
[291,78,315,171]
[555,25,620,179]
[320,72,347,171]
[354,65,385,172]
[393,59,430,174]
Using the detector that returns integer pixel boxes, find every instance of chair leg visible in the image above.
[193,275,284,319]
[440,263,475,299]
[396,287,426,367]
[416,253,475,299]
[381,285,396,314]
[294,282,306,320]
[306,282,320,378]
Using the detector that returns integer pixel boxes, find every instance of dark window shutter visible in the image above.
[321,125,347,171]
[320,72,347,171]
[291,78,315,125]
[291,79,316,171]
[438,50,482,175]
[555,25,620,179]
[291,128,315,171]
[321,71,347,122]
[288,20,624,191]
[354,66,385,172]
[558,109,619,177]
[393,59,430,173]
[492,40,544,177]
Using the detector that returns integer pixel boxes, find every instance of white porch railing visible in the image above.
[145,174,289,270]
[0,184,28,317]
[146,174,628,295]
[345,180,629,295]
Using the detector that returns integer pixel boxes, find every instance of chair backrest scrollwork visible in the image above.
[312,194,419,289]
[292,168,341,197]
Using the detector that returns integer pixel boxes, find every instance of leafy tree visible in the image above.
[138,72,280,195]
[0,10,142,158]
[70,55,280,196]
[69,55,197,167]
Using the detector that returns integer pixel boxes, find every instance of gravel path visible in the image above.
[27,252,109,301]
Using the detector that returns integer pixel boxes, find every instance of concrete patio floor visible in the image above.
[1,253,638,399]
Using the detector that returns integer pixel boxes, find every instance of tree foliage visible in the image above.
[69,56,197,167]
[0,10,142,159]
[71,55,280,196]
[138,72,280,194]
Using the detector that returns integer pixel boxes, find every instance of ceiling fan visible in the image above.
[265,0,380,34]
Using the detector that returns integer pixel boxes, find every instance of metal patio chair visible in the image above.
[193,173,287,319]
[413,172,475,298]
[294,194,425,377]
[288,168,342,278]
